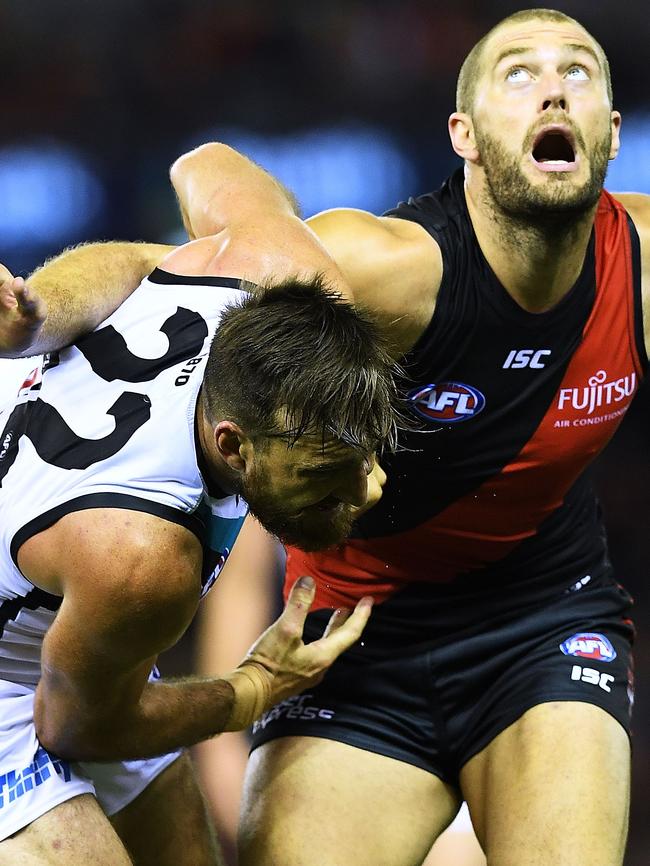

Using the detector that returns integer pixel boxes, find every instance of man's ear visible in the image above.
[448,112,480,163]
[214,421,251,472]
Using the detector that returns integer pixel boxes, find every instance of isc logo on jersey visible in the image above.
[559,632,617,662]
[408,382,486,424]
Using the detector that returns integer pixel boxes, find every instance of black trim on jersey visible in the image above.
[10,493,206,567]
[627,214,648,374]
[0,586,62,640]
[148,268,252,290]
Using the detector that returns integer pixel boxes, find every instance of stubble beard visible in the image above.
[239,465,355,552]
[474,123,612,233]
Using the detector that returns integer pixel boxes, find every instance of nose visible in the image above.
[333,460,373,508]
[540,74,568,114]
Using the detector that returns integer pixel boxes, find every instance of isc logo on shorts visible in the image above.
[559,632,617,662]
[408,382,486,424]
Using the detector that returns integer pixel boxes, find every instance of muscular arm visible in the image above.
[18,509,371,762]
[0,241,172,358]
[168,143,347,292]
[170,142,442,355]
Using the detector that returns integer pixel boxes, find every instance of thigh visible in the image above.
[240,736,459,866]
[110,753,222,866]
[0,793,132,866]
[460,702,630,866]
[422,803,486,866]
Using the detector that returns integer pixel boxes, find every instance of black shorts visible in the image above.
[250,576,634,786]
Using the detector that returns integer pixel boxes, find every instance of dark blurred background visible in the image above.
[2,0,648,861]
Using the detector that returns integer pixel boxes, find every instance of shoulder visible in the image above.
[610,193,650,355]
[610,192,650,236]
[308,207,439,266]
[159,236,229,278]
[610,192,650,269]
[307,208,442,354]
[19,508,202,615]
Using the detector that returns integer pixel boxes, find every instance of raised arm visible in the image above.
[18,508,371,762]
[170,142,442,355]
[168,143,347,290]
[0,241,172,357]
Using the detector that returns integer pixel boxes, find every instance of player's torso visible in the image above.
[0,270,249,684]
[288,172,646,611]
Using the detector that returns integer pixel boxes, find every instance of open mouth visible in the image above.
[531,128,578,172]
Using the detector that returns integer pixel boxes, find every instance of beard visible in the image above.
[474,121,611,225]
[239,463,356,552]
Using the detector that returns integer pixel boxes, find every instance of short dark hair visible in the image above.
[456,8,613,114]
[203,276,401,453]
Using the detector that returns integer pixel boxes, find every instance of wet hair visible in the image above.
[202,275,401,453]
[456,8,613,114]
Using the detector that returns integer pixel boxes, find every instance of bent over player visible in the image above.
[171,10,648,866]
[4,10,647,864]
[0,149,399,865]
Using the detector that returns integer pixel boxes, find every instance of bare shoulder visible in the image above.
[307,208,442,354]
[18,508,203,656]
[158,236,228,278]
[611,192,650,236]
[612,193,650,352]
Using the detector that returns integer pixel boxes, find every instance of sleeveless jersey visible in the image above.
[286,170,647,612]
[0,268,249,685]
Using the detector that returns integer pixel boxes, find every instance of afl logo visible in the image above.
[559,632,617,662]
[408,382,486,424]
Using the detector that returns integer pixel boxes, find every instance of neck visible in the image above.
[465,177,598,313]
[195,391,240,494]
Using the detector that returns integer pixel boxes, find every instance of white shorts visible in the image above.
[0,680,182,841]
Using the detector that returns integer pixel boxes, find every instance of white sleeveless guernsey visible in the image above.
[0,268,250,685]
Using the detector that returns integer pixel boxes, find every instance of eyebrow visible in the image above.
[301,459,359,474]
[494,42,602,70]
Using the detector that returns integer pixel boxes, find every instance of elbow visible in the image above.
[34,699,107,762]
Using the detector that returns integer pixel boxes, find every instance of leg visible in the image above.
[461,702,630,866]
[0,794,132,866]
[239,736,460,866]
[110,753,223,866]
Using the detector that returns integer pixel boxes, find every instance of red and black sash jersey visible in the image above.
[286,170,647,613]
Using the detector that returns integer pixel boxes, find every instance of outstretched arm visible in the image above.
[0,241,173,357]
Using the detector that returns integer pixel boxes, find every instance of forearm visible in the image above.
[36,664,270,762]
[170,142,299,240]
[15,241,173,357]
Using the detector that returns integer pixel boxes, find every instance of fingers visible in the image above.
[315,596,373,658]
[322,607,352,639]
[14,279,47,324]
[0,263,14,286]
[276,575,316,637]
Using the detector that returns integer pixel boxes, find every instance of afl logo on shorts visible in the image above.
[559,632,617,662]
[408,382,486,424]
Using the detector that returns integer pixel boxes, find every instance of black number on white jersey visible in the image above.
[0,392,151,485]
[75,307,208,382]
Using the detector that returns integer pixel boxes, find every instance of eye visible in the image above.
[506,67,532,83]
[566,65,589,81]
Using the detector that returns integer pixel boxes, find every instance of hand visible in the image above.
[0,268,47,355]
[351,459,387,520]
[223,576,372,730]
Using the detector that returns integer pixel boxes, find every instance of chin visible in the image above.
[259,508,355,552]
